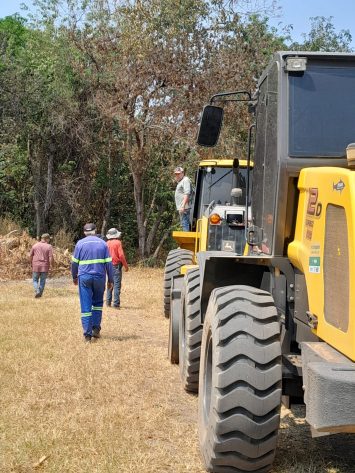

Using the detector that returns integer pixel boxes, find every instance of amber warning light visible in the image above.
[209,213,221,225]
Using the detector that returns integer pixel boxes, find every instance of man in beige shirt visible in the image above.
[29,233,54,298]
[174,166,192,231]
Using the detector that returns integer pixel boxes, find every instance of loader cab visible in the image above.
[192,161,250,222]
[191,160,251,254]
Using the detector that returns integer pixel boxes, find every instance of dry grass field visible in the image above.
[1,268,355,473]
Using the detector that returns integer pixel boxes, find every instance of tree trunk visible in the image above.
[153,228,170,259]
[28,138,44,239]
[34,194,43,239]
[145,202,167,256]
[132,169,146,257]
[101,192,111,237]
[43,150,54,232]
[101,145,112,237]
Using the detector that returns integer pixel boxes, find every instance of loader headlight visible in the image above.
[285,57,307,72]
[209,213,221,225]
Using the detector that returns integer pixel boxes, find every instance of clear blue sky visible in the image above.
[1,0,354,47]
[0,0,33,18]
[269,0,355,47]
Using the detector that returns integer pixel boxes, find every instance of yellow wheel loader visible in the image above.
[193,51,355,472]
[164,158,251,394]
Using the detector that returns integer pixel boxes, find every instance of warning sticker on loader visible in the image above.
[309,256,321,273]
[310,243,321,256]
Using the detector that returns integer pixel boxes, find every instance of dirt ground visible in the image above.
[1,268,355,473]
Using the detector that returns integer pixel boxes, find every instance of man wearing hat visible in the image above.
[71,223,114,342]
[29,233,54,298]
[105,228,129,309]
[174,166,193,231]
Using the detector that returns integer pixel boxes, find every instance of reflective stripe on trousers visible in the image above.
[78,275,105,337]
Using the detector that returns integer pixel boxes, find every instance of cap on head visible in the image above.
[83,223,96,232]
[174,166,184,174]
[41,233,50,240]
[106,228,122,240]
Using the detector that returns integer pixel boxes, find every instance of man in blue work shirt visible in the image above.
[71,223,114,342]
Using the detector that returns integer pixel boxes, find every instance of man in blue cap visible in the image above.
[71,223,114,342]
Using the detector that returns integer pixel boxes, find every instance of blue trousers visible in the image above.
[179,209,190,231]
[106,264,122,307]
[32,272,47,295]
[78,275,105,337]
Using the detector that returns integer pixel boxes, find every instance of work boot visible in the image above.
[92,328,101,339]
[84,335,92,343]
[35,291,41,298]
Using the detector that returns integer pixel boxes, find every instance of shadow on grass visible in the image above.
[45,289,74,298]
[116,306,142,311]
[100,334,141,342]
[273,405,355,473]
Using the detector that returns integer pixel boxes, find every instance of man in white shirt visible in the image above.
[174,166,192,231]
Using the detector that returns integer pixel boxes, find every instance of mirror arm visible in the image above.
[210,90,251,104]
[204,200,216,217]
[245,123,255,232]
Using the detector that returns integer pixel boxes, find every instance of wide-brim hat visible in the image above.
[106,228,121,239]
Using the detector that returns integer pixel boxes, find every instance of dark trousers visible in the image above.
[106,263,122,307]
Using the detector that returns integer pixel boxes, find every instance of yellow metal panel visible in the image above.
[195,219,202,255]
[172,215,208,260]
[191,217,208,256]
[172,231,196,254]
[198,159,253,168]
[198,216,209,252]
[180,264,199,275]
[288,167,355,360]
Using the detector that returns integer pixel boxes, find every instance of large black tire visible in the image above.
[198,285,282,473]
[179,268,203,392]
[168,285,180,364]
[163,249,193,318]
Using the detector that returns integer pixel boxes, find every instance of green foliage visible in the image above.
[0,143,31,224]
[1,3,352,261]
[290,16,353,52]
[0,15,28,66]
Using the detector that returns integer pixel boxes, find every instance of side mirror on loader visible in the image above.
[197,105,224,147]
[247,225,263,247]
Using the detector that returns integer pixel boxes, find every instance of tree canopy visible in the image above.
[0,1,352,261]
[290,16,352,52]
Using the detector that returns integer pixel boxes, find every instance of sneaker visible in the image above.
[84,335,92,343]
[92,328,101,339]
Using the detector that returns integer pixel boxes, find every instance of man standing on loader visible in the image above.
[174,166,192,231]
